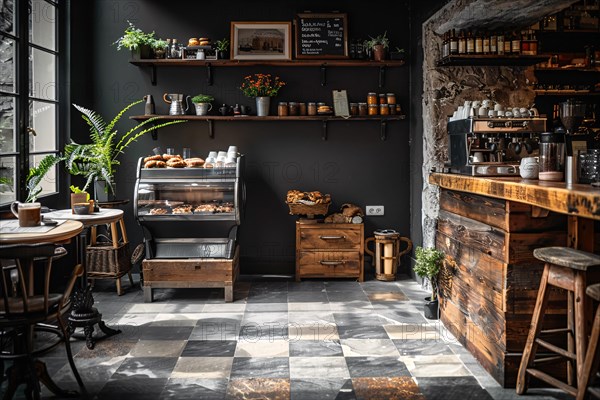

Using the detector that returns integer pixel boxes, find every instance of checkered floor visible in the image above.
[3,275,570,399]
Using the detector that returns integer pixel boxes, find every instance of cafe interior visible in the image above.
[0,0,599,398]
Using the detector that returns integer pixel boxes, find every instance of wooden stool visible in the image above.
[516,247,600,397]
[577,283,600,400]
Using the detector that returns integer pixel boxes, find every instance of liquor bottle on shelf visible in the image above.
[511,31,521,55]
[458,30,466,55]
[483,31,490,54]
[497,32,505,55]
[442,31,449,58]
[466,30,475,54]
[503,31,512,54]
[450,29,458,55]
[529,30,538,55]
[474,30,483,54]
[490,32,497,54]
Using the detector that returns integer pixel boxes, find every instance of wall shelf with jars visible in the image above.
[130,114,406,141]
[129,59,405,87]
[436,54,549,67]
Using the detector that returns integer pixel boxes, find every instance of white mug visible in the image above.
[494,103,504,112]
[520,157,539,179]
[472,152,484,163]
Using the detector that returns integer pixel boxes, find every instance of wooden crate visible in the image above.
[142,245,239,302]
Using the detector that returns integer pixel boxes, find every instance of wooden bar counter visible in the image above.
[429,173,600,388]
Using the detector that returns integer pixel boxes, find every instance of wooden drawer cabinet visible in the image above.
[296,222,364,281]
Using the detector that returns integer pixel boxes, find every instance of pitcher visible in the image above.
[163,93,191,115]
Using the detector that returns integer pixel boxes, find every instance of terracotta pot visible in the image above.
[70,193,88,209]
[373,45,386,61]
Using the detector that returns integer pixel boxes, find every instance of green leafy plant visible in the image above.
[113,21,155,51]
[151,38,168,51]
[26,154,64,202]
[214,38,230,52]
[413,246,445,301]
[70,185,90,201]
[191,94,214,104]
[365,31,390,49]
[65,99,186,196]
[240,73,286,97]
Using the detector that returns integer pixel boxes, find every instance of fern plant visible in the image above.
[26,153,64,202]
[65,99,185,196]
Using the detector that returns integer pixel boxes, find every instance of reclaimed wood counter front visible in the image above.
[428,172,599,388]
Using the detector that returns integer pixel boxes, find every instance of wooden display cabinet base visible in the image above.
[142,246,239,303]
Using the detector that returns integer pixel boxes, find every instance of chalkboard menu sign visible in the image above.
[295,13,348,59]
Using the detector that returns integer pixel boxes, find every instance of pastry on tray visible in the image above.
[184,157,205,167]
[149,208,168,215]
[172,205,193,214]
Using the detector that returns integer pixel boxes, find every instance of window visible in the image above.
[0,0,61,205]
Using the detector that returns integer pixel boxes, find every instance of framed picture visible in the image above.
[231,22,292,60]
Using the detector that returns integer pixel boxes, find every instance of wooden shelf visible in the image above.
[129,59,405,67]
[534,90,599,96]
[436,54,549,67]
[534,66,600,72]
[131,114,406,141]
[130,58,405,86]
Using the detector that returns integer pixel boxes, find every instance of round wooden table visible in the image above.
[0,220,83,245]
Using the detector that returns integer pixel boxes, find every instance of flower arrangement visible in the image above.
[240,73,286,97]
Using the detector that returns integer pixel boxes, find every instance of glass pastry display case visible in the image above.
[134,155,245,259]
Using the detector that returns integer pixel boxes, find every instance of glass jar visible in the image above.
[368,104,379,116]
[358,102,368,116]
[278,102,289,116]
[307,102,317,116]
[367,92,377,105]
[395,104,402,115]
[289,102,299,116]
[386,93,396,104]
[349,103,359,116]
[378,94,386,105]
[389,104,396,115]
[380,103,389,115]
[538,131,565,181]
[298,102,307,116]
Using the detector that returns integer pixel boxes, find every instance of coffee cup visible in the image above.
[472,152,485,163]
[520,157,539,179]
[11,201,41,227]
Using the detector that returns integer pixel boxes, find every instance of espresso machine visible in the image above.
[447,117,547,176]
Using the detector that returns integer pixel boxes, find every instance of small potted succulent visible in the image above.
[389,47,406,61]
[214,38,230,60]
[365,32,390,61]
[413,246,445,320]
[191,94,215,116]
[113,21,155,59]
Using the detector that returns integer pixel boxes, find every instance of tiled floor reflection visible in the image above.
[2,274,572,399]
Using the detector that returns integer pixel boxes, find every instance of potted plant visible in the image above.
[113,21,155,59]
[65,99,186,202]
[413,246,445,320]
[214,38,230,59]
[191,94,214,116]
[240,73,286,116]
[366,32,390,61]
[69,185,90,210]
[151,38,168,59]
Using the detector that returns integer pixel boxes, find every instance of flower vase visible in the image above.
[255,96,271,117]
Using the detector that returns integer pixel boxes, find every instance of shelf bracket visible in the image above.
[150,65,157,86]
[322,120,328,141]
[320,65,327,86]
[380,119,387,141]
[206,63,213,86]
[208,119,214,138]
[378,66,386,88]
[151,122,159,140]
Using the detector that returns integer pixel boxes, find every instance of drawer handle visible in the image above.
[320,260,346,265]
[319,235,346,240]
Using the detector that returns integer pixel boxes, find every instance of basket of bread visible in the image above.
[286,190,331,217]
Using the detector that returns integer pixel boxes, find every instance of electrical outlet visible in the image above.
[366,205,384,216]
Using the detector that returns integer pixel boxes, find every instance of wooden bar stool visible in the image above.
[516,247,600,397]
[577,283,600,400]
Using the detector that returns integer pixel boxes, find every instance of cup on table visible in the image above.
[10,201,41,227]
[166,147,175,155]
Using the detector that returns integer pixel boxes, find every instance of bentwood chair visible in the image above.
[0,243,87,399]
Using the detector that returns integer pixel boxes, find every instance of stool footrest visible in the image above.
[534,355,567,364]
[527,368,577,397]
[540,328,572,335]
[535,338,576,360]
[588,386,600,397]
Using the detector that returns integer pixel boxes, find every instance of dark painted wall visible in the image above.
[71,0,413,274]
